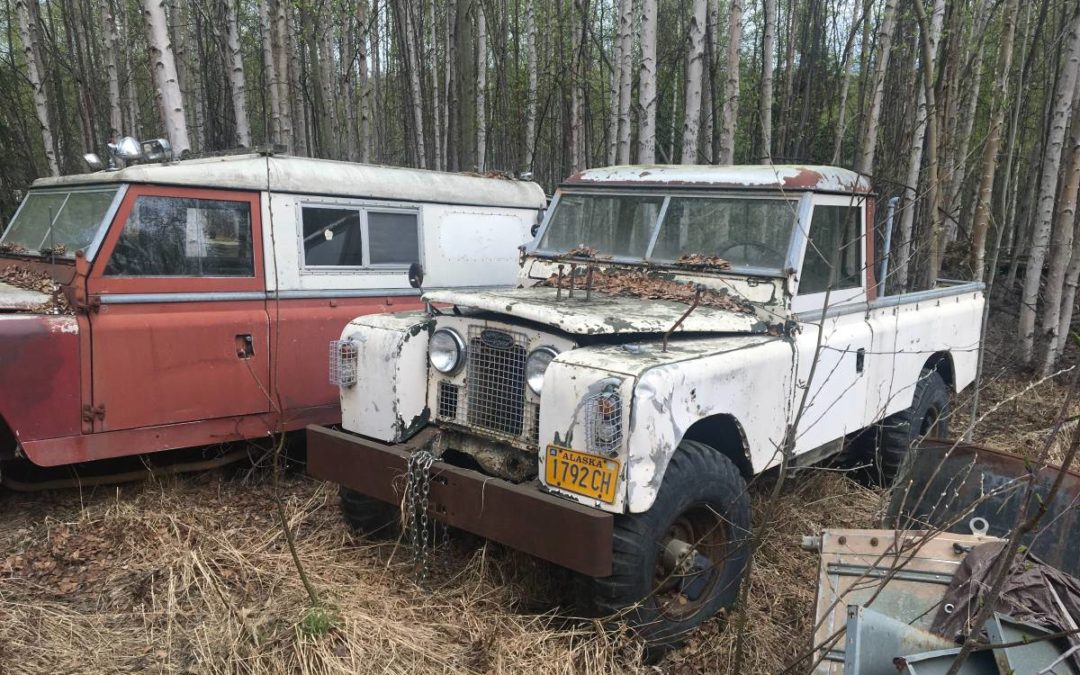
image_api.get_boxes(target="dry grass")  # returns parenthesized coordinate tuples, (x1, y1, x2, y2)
(0, 466, 881, 674)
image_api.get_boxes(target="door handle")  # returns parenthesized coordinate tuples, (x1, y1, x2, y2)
(235, 334, 255, 359)
(856, 348, 866, 373)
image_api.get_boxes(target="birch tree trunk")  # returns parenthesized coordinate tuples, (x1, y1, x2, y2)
(1045, 82, 1080, 371)
(1040, 24, 1080, 373)
(475, 3, 486, 171)
(524, 0, 538, 170)
(969, 0, 1018, 277)
(141, 0, 190, 156)
(371, 0, 383, 162)
(318, 23, 337, 157)
(224, 0, 251, 147)
(830, 7, 863, 165)
(855, 0, 898, 176)
(569, 0, 585, 173)
(911, 0, 941, 289)
(1020, 6, 1080, 365)
(718, 0, 742, 165)
(102, 0, 123, 142)
(893, 0, 944, 291)
(344, 7, 358, 161)
(759, 0, 775, 163)
(616, 0, 633, 164)
(427, 0, 442, 170)
(259, 0, 281, 144)
(637, 0, 658, 164)
(605, 7, 620, 166)
(15, 0, 58, 175)
(681, 0, 708, 164)
(354, 0, 372, 162)
(273, 0, 293, 152)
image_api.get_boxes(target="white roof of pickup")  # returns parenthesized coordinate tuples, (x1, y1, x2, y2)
(32, 154, 548, 209)
(564, 164, 872, 193)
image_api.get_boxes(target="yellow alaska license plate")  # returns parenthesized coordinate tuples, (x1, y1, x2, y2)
(545, 445, 621, 504)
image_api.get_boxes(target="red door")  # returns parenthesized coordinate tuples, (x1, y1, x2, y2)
(86, 186, 271, 432)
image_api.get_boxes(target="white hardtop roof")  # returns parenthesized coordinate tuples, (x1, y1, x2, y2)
(564, 164, 872, 194)
(32, 153, 548, 209)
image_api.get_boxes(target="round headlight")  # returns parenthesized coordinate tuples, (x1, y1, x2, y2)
(429, 329, 465, 373)
(526, 347, 559, 394)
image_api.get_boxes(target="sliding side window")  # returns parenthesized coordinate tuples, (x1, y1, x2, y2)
(301, 205, 420, 269)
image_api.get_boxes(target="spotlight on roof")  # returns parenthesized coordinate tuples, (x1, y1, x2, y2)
(83, 153, 104, 171)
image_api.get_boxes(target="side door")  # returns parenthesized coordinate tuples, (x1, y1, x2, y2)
(86, 185, 271, 432)
(790, 194, 874, 455)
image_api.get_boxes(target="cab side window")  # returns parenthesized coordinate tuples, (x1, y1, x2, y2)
(800, 205, 862, 294)
(105, 196, 254, 277)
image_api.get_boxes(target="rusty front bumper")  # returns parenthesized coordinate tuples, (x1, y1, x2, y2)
(306, 425, 614, 577)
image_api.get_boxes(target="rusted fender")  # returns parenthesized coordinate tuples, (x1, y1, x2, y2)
(0, 314, 82, 446)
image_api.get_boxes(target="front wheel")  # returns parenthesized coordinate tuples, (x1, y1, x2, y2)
(339, 486, 400, 539)
(588, 440, 752, 651)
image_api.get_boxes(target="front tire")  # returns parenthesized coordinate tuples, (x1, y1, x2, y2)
(589, 440, 752, 651)
(339, 486, 400, 539)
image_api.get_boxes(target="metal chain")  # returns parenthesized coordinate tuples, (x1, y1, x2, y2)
(405, 449, 436, 587)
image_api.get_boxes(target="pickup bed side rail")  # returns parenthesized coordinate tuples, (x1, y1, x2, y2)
(869, 281, 985, 311)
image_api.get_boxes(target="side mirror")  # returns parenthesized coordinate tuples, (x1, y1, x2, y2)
(408, 262, 425, 289)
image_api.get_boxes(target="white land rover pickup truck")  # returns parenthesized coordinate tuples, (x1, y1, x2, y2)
(307, 165, 984, 646)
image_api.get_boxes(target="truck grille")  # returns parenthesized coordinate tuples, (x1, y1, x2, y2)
(465, 327, 527, 437)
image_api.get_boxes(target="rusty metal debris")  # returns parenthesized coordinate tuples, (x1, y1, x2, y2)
(887, 441, 1080, 578)
(808, 528, 1001, 674)
(807, 527, 1080, 673)
(540, 267, 755, 314)
(0, 266, 73, 314)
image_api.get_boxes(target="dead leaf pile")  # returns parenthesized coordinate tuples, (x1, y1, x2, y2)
(565, 244, 602, 259)
(541, 267, 755, 314)
(674, 253, 732, 270)
(0, 265, 73, 314)
(0, 242, 27, 254)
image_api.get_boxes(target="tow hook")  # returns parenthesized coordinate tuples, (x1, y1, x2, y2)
(662, 538, 715, 602)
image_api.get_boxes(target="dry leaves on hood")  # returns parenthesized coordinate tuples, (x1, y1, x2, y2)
(0, 266, 74, 314)
(674, 254, 732, 271)
(540, 266, 755, 314)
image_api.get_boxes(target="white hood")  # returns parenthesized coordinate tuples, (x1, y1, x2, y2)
(424, 286, 775, 336)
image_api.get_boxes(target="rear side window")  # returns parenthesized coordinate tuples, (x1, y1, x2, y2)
(301, 205, 420, 268)
(302, 207, 363, 266)
(105, 195, 253, 277)
(800, 205, 862, 294)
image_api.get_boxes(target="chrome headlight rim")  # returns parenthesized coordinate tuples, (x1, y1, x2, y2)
(526, 346, 560, 394)
(429, 328, 466, 374)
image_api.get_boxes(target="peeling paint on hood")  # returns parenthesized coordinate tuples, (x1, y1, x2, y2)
(564, 164, 872, 194)
(0, 281, 51, 311)
(424, 286, 774, 335)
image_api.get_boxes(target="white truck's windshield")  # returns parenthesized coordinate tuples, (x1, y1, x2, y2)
(1, 187, 120, 257)
(538, 192, 799, 271)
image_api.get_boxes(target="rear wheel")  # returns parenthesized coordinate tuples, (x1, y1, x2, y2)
(874, 368, 950, 484)
(589, 440, 751, 651)
(339, 486, 400, 539)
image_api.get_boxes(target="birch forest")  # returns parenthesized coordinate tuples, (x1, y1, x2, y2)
(1, 0, 1080, 370)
